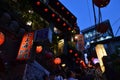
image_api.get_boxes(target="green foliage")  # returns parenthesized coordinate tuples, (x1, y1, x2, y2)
(1, 0, 48, 30)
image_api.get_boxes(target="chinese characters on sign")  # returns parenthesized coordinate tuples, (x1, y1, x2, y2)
(16, 32, 34, 60)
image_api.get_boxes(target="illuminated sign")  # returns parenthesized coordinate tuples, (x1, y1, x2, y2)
(16, 32, 34, 60)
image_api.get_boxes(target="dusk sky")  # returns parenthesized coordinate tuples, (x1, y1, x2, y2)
(59, 0, 120, 37)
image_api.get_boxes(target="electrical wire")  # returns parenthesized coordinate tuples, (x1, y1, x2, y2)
(115, 26, 120, 36)
(111, 17, 120, 26)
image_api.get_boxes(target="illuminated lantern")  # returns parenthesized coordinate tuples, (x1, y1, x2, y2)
(36, 1, 41, 6)
(44, 8, 48, 12)
(93, 0, 110, 8)
(68, 27, 71, 31)
(56, 2, 60, 5)
(63, 23, 66, 27)
(66, 11, 70, 14)
(52, 13, 55, 17)
(74, 53, 78, 57)
(0, 32, 5, 46)
(57, 18, 60, 22)
(69, 49, 73, 53)
(61, 7, 65, 10)
(54, 57, 61, 65)
(96, 22, 109, 33)
(36, 45, 43, 54)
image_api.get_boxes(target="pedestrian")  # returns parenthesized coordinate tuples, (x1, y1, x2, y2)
(94, 63, 104, 80)
(66, 70, 76, 80)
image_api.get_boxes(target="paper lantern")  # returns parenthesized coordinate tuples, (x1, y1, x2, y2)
(93, 0, 110, 8)
(0, 32, 5, 46)
(54, 57, 61, 65)
(96, 22, 109, 33)
(36, 45, 43, 54)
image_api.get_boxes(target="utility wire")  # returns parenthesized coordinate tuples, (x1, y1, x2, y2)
(112, 17, 120, 26)
(111, 17, 120, 36)
(115, 26, 120, 36)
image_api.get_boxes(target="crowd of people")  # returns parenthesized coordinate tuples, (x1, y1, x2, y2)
(42, 63, 106, 80)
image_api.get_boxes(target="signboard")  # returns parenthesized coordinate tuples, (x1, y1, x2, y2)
(76, 34, 85, 51)
(16, 32, 34, 60)
(35, 28, 49, 41)
(23, 60, 49, 80)
(34, 28, 52, 43)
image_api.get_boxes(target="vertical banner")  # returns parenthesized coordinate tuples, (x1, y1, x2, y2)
(95, 44, 107, 73)
(16, 32, 34, 60)
(75, 34, 85, 51)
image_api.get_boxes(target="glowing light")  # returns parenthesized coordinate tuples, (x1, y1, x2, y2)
(61, 64, 66, 67)
(36, 1, 41, 6)
(68, 27, 71, 31)
(26, 21, 32, 26)
(0, 32, 5, 46)
(57, 18, 60, 22)
(69, 49, 73, 53)
(63, 23, 66, 26)
(74, 53, 78, 57)
(56, 2, 60, 5)
(54, 57, 61, 65)
(36, 46, 43, 54)
(51, 13, 55, 17)
(61, 7, 64, 10)
(66, 11, 69, 14)
(95, 44, 107, 73)
(44, 8, 48, 12)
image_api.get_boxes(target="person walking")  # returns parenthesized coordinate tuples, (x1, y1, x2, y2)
(66, 70, 76, 80)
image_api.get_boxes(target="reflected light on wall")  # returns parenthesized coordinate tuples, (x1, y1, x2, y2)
(95, 44, 107, 73)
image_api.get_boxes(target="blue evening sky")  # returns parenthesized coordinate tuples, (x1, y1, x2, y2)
(59, 0, 120, 37)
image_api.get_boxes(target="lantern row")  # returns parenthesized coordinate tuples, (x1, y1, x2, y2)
(29, 0, 74, 32)
(48, 0, 77, 27)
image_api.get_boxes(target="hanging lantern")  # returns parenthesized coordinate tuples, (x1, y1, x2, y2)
(69, 49, 73, 53)
(96, 22, 109, 33)
(0, 32, 5, 46)
(36, 45, 43, 54)
(54, 57, 61, 65)
(93, 0, 110, 8)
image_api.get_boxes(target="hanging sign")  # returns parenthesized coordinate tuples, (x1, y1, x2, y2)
(16, 32, 34, 60)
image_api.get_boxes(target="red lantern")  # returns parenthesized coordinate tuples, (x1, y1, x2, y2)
(36, 45, 43, 54)
(69, 49, 73, 53)
(74, 53, 78, 57)
(36, 1, 41, 6)
(54, 57, 61, 65)
(0, 32, 5, 46)
(96, 22, 109, 33)
(93, 0, 110, 8)
(44, 8, 48, 12)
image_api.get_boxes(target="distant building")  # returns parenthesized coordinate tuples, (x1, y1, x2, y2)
(81, 19, 114, 50)
(81, 19, 114, 63)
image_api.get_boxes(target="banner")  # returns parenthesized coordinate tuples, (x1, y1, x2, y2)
(16, 32, 34, 60)
(23, 60, 50, 80)
(75, 34, 85, 51)
(35, 28, 49, 41)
